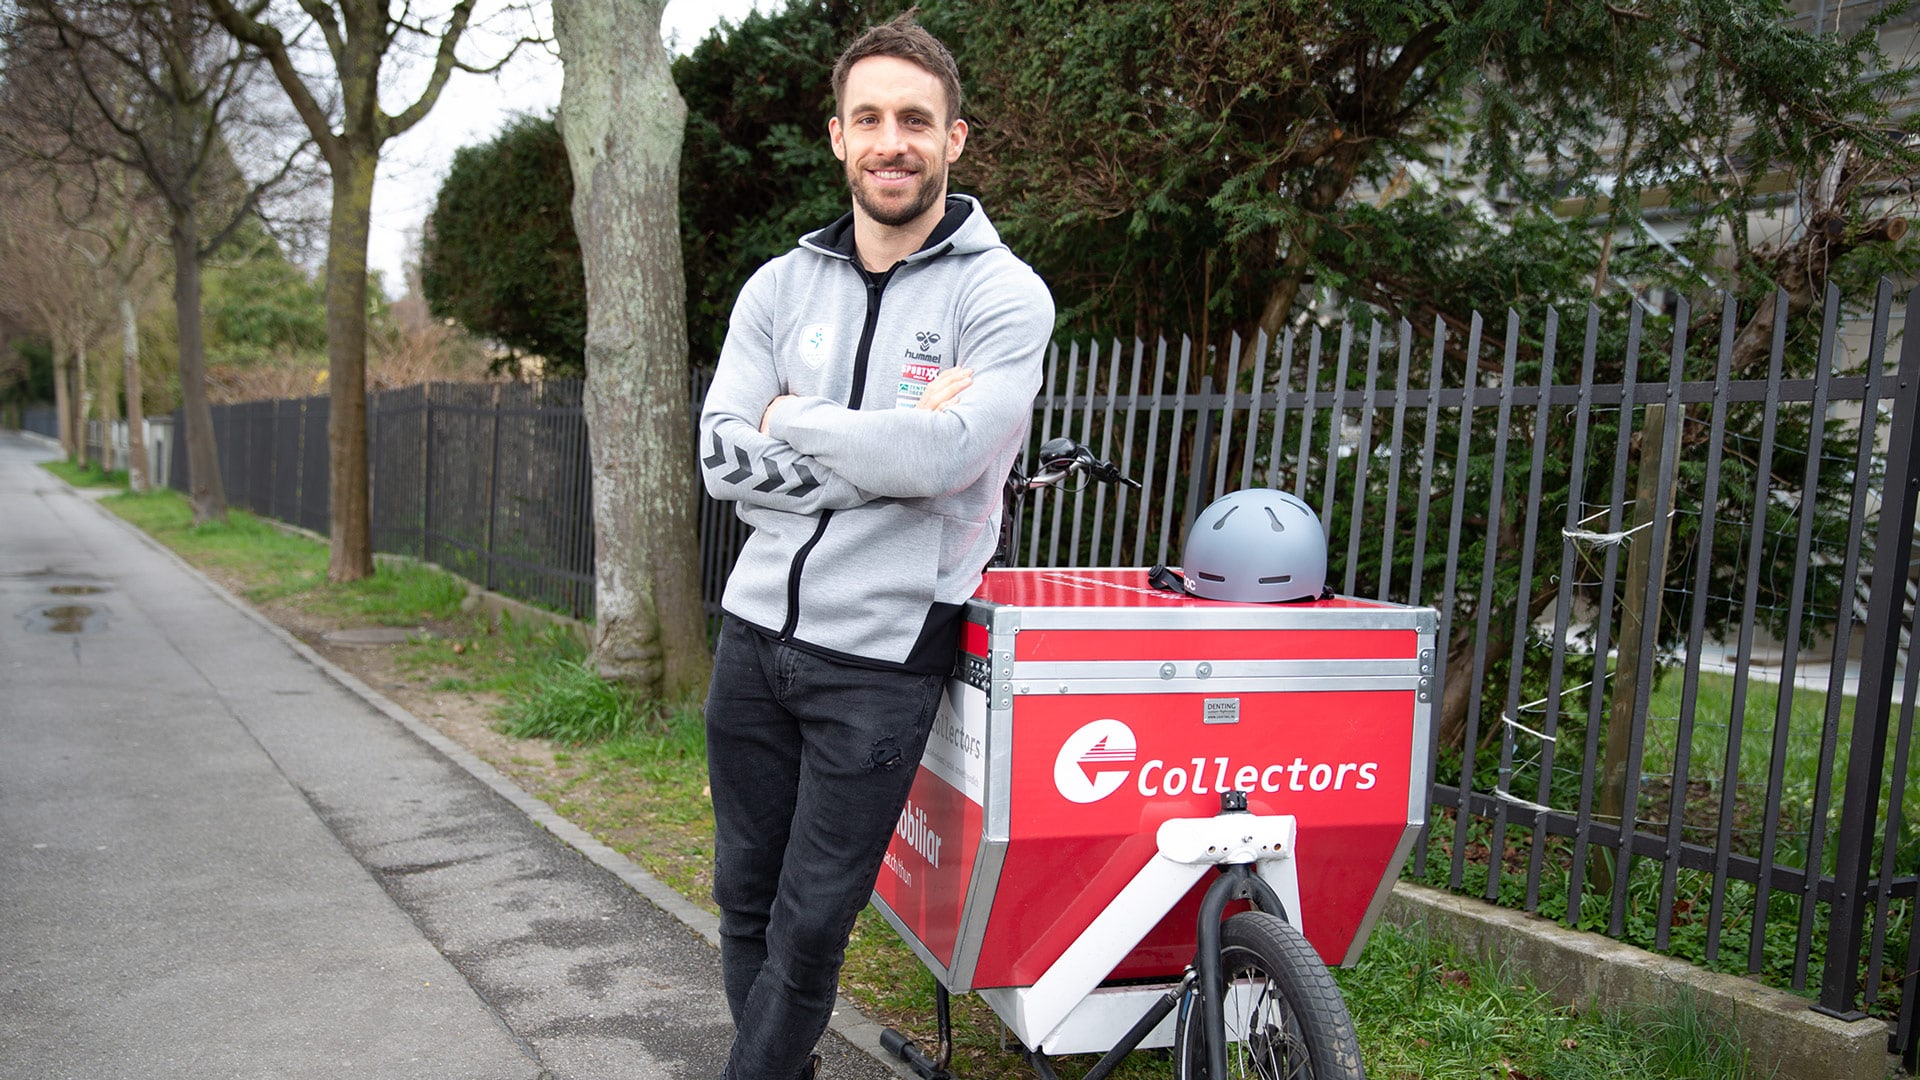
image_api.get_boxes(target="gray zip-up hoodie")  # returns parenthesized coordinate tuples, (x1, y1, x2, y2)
(699, 195, 1053, 672)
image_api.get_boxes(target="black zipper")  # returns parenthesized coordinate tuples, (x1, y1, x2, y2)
(780, 268, 890, 640)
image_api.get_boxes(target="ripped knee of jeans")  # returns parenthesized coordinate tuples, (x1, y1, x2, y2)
(863, 735, 903, 771)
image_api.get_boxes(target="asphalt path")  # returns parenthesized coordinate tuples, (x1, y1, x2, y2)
(0, 431, 906, 1080)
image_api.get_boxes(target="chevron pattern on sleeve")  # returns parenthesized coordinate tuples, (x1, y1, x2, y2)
(704, 432, 828, 500)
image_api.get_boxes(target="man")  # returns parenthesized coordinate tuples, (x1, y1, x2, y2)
(697, 13, 1053, 1080)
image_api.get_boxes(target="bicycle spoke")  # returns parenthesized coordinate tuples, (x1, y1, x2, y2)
(1228, 970, 1313, 1080)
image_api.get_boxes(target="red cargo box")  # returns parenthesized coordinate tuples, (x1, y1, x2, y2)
(871, 568, 1436, 1055)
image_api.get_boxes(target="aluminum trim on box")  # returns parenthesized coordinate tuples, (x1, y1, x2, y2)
(1407, 678, 1436, 833)
(1344, 821, 1422, 968)
(1012, 606, 1439, 633)
(1344, 628, 1438, 967)
(1012, 658, 1430, 682)
(986, 643, 1016, 841)
(946, 836, 1007, 991)
(1010, 674, 1431, 696)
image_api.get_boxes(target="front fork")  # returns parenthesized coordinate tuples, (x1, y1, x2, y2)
(1192, 858, 1289, 1080)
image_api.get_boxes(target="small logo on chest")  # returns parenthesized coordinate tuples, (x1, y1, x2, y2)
(798, 323, 833, 368)
(905, 329, 943, 363)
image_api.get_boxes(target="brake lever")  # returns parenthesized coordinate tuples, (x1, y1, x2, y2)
(1090, 458, 1142, 490)
(1031, 437, 1139, 489)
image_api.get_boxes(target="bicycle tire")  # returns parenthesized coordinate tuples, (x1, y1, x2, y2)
(1172, 911, 1365, 1080)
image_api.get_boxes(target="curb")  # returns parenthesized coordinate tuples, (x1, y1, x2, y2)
(61, 478, 919, 1080)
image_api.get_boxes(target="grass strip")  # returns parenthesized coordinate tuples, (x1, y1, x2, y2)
(42, 459, 129, 488)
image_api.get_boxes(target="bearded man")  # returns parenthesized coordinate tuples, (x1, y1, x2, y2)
(696, 12, 1053, 1080)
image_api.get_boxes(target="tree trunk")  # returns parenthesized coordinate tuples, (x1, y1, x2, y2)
(1437, 576, 1564, 752)
(51, 332, 73, 461)
(172, 210, 226, 524)
(97, 333, 118, 474)
(74, 338, 91, 470)
(1724, 212, 1906, 376)
(556, 0, 713, 702)
(1590, 409, 1678, 894)
(324, 152, 376, 582)
(121, 284, 149, 493)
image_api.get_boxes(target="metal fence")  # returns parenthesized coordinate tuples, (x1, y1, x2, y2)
(22, 404, 56, 440)
(82, 417, 172, 484)
(175, 381, 596, 618)
(1003, 284, 1917, 1065)
(15, 408, 173, 485)
(163, 285, 1918, 1064)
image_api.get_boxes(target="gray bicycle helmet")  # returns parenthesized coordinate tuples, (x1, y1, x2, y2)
(1168, 488, 1328, 602)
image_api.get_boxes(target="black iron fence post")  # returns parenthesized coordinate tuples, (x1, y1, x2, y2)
(1817, 286, 1920, 1022)
(423, 388, 436, 566)
(1185, 375, 1217, 545)
(483, 384, 501, 593)
(368, 390, 381, 551)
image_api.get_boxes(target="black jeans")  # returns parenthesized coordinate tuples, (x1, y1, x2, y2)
(705, 617, 945, 1080)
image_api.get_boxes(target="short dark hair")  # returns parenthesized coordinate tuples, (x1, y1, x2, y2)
(831, 12, 963, 125)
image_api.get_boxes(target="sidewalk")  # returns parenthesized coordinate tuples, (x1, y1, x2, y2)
(0, 432, 903, 1080)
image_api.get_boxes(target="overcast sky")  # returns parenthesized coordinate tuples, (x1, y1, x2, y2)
(366, 0, 777, 297)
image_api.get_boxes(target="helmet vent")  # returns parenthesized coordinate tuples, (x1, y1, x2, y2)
(1264, 508, 1285, 531)
(1196, 572, 1227, 582)
(1211, 506, 1238, 530)
(1258, 574, 1293, 584)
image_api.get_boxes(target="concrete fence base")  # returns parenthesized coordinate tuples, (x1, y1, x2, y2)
(1383, 882, 1897, 1080)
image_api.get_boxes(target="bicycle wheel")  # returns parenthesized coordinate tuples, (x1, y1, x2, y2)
(1172, 911, 1364, 1080)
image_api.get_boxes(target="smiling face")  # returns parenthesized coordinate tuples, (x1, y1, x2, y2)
(829, 55, 968, 233)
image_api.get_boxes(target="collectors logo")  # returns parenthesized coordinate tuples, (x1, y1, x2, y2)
(1050, 718, 1386, 805)
(1053, 719, 1137, 804)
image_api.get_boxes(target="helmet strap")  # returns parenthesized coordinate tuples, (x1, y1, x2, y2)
(1147, 564, 1192, 595)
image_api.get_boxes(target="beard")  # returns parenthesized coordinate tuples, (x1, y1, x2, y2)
(846, 153, 947, 228)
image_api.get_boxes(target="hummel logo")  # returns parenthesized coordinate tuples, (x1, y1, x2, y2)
(915, 330, 942, 350)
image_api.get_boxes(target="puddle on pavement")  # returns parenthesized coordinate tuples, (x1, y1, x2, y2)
(43, 605, 92, 632)
(22, 602, 108, 634)
(48, 584, 104, 596)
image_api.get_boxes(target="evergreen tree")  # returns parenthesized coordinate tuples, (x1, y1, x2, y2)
(420, 115, 586, 376)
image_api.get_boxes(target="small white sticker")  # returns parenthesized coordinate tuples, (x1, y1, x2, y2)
(798, 323, 833, 369)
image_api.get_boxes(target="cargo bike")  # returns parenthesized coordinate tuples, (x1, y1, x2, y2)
(872, 440, 1437, 1080)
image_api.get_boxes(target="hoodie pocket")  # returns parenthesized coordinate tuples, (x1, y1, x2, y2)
(796, 507, 941, 655)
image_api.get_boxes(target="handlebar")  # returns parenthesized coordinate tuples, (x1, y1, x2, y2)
(994, 437, 1137, 568)
(1017, 437, 1140, 494)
